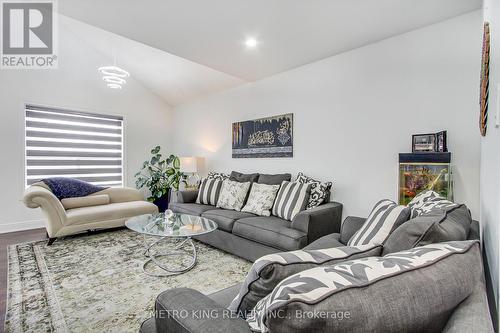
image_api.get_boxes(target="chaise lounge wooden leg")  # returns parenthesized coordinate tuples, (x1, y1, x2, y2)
(47, 237, 56, 245)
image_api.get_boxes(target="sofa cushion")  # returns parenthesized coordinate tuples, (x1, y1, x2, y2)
(295, 172, 332, 209)
(66, 201, 157, 226)
(233, 216, 307, 251)
(247, 240, 480, 333)
(230, 171, 260, 183)
(61, 194, 110, 210)
(257, 173, 291, 185)
(347, 199, 410, 246)
(229, 244, 382, 316)
(202, 209, 256, 232)
(170, 202, 218, 216)
(196, 178, 224, 206)
(241, 183, 280, 216)
(271, 181, 311, 221)
(382, 204, 472, 255)
(303, 233, 344, 250)
(217, 180, 251, 211)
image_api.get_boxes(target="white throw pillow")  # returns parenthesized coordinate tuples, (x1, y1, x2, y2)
(241, 183, 280, 216)
(216, 180, 251, 211)
(407, 190, 456, 218)
(61, 194, 110, 210)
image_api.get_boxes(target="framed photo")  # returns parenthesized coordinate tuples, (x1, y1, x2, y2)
(412, 133, 436, 153)
(436, 130, 448, 152)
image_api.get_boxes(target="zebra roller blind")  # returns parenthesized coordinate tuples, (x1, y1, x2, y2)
(25, 104, 124, 187)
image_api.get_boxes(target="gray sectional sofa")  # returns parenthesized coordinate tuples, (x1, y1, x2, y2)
(141, 202, 493, 333)
(169, 190, 342, 262)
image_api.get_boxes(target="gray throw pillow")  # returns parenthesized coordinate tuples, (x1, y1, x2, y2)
(247, 240, 481, 333)
(228, 244, 382, 317)
(230, 171, 260, 183)
(382, 204, 472, 255)
(257, 173, 291, 185)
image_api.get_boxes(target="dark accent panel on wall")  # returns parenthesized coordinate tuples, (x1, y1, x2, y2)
(232, 113, 293, 158)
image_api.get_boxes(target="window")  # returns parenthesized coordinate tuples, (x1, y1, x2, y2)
(25, 104, 124, 187)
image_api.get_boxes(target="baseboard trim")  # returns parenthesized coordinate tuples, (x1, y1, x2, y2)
(0, 219, 45, 234)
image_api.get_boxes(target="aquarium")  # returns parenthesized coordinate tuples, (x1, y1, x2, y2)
(398, 153, 453, 205)
(399, 163, 452, 205)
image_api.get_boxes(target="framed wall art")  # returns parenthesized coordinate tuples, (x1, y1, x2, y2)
(480, 22, 490, 137)
(232, 113, 293, 158)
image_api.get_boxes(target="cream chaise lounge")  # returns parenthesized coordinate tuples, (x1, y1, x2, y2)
(23, 183, 158, 244)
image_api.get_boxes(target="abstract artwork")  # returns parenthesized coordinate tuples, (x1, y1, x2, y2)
(232, 113, 293, 158)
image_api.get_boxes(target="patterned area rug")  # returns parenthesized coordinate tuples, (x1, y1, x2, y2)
(5, 229, 251, 332)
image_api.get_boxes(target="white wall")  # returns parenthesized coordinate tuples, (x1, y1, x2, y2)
(482, 0, 500, 316)
(0, 16, 174, 233)
(172, 11, 482, 220)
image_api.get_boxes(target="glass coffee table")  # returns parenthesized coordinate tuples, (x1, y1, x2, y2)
(126, 213, 218, 277)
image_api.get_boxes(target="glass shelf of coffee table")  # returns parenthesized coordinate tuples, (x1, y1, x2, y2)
(126, 213, 218, 276)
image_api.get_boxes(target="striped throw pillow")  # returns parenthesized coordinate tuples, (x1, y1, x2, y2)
(348, 199, 410, 246)
(271, 181, 311, 221)
(196, 178, 223, 206)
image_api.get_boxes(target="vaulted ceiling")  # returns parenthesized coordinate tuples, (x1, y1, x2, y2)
(58, 0, 482, 105)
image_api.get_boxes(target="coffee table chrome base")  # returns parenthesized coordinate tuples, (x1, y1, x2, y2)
(142, 235, 197, 277)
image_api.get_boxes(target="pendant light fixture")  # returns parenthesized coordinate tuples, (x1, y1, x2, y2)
(98, 56, 130, 89)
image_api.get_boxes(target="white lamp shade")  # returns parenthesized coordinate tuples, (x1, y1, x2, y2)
(180, 157, 202, 173)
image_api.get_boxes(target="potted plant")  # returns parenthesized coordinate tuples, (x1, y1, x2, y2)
(135, 146, 184, 212)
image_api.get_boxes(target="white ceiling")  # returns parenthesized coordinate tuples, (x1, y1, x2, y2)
(58, 0, 482, 82)
(60, 15, 244, 106)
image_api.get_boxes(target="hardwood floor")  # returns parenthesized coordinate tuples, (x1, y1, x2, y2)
(0, 228, 47, 333)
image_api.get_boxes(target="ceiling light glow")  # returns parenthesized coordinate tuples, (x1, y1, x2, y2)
(245, 38, 258, 48)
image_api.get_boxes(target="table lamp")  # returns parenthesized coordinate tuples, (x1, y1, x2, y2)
(180, 157, 203, 189)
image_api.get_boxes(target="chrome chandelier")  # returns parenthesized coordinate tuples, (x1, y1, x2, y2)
(98, 65, 130, 89)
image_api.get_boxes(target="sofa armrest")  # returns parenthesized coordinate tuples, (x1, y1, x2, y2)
(154, 288, 251, 333)
(23, 185, 67, 237)
(95, 187, 144, 203)
(171, 190, 198, 204)
(442, 280, 494, 333)
(291, 202, 343, 244)
(339, 216, 366, 244)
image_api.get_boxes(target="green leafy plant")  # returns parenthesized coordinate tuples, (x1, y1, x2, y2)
(135, 146, 185, 202)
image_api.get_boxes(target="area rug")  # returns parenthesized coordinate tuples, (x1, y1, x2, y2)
(5, 229, 252, 333)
